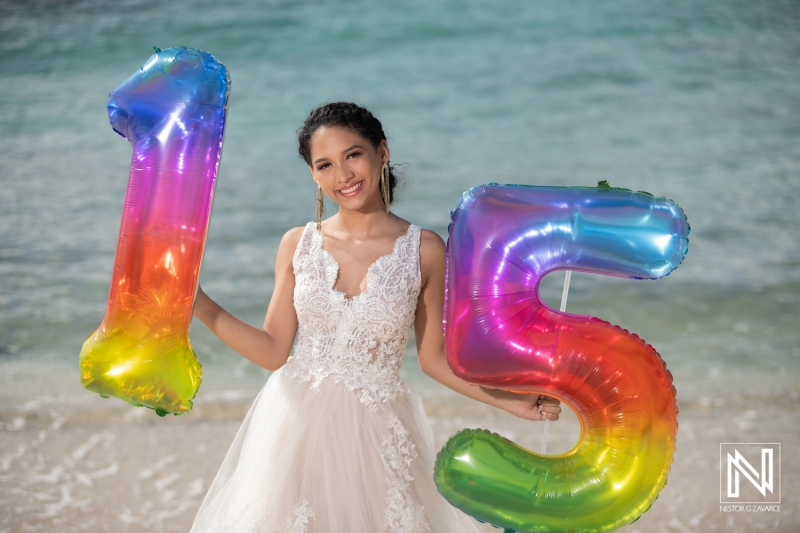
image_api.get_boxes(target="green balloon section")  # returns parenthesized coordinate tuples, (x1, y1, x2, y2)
(434, 427, 667, 533)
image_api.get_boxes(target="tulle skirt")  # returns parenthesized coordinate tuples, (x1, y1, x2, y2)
(189, 366, 480, 533)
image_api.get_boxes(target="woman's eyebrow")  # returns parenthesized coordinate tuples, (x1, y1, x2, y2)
(313, 144, 363, 165)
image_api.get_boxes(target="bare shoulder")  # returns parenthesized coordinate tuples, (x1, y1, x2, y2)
(419, 228, 446, 257)
(275, 225, 307, 267)
(280, 225, 306, 248)
(417, 228, 446, 286)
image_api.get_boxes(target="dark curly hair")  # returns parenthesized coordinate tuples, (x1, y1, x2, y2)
(298, 102, 399, 205)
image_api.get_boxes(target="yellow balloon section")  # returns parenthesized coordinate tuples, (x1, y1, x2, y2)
(80, 47, 230, 416)
(435, 184, 690, 532)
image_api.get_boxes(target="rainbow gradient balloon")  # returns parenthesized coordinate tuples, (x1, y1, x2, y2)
(434, 183, 690, 532)
(79, 47, 230, 416)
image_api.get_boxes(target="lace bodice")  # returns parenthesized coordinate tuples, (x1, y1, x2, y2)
(283, 221, 423, 408)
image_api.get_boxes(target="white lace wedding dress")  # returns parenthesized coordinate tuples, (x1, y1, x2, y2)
(189, 222, 480, 533)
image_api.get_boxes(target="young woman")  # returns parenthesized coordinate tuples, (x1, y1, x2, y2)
(189, 102, 561, 533)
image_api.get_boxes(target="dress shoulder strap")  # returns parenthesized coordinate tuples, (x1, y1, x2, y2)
(292, 222, 318, 263)
(409, 224, 422, 251)
(393, 224, 422, 282)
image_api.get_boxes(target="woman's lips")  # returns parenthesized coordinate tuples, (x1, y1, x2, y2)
(337, 180, 363, 197)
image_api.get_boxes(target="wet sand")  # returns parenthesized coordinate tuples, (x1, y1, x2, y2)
(1, 371, 797, 533)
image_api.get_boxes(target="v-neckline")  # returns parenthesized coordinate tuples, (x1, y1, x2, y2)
(316, 223, 414, 302)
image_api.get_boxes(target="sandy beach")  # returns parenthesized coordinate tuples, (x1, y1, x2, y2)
(2, 361, 796, 533)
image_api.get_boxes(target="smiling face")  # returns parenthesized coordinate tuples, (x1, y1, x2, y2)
(309, 126, 389, 214)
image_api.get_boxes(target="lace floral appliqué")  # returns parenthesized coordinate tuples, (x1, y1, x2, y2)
(280, 499, 315, 533)
(381, 414, 430, 533)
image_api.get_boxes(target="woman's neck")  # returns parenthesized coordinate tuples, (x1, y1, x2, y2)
(324, 208, 398, 240)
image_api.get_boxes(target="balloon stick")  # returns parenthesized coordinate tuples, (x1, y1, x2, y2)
(541, 270, 571, 455)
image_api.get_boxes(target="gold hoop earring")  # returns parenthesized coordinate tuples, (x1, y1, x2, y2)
(381, 163, 390, 213)
(316, 184, 324, 231)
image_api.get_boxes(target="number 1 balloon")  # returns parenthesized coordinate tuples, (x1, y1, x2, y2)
(434, 183, 690, 532)
(79, 47, 230, 416)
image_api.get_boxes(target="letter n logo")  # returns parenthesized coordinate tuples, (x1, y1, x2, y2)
(727, 448, 772, 497)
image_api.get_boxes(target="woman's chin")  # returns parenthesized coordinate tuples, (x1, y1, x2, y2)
(336, 198, 383, 214)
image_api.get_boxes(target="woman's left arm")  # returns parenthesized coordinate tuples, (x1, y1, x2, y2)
(414, 229, 561, 421)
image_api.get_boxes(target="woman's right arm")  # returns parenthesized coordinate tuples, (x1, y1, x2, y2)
(192, 227, 303, 371)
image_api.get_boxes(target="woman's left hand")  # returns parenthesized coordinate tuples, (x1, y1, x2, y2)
(499, 392, 562, 421)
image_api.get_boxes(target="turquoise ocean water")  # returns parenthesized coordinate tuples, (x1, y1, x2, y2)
(1, 0, 798, 404)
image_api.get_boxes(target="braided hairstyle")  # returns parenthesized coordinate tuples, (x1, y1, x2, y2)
(298, 102, 399, 206)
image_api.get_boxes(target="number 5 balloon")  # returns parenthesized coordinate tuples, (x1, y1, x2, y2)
(435, 183, 690, 532)
(79, 47, 230, 416)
